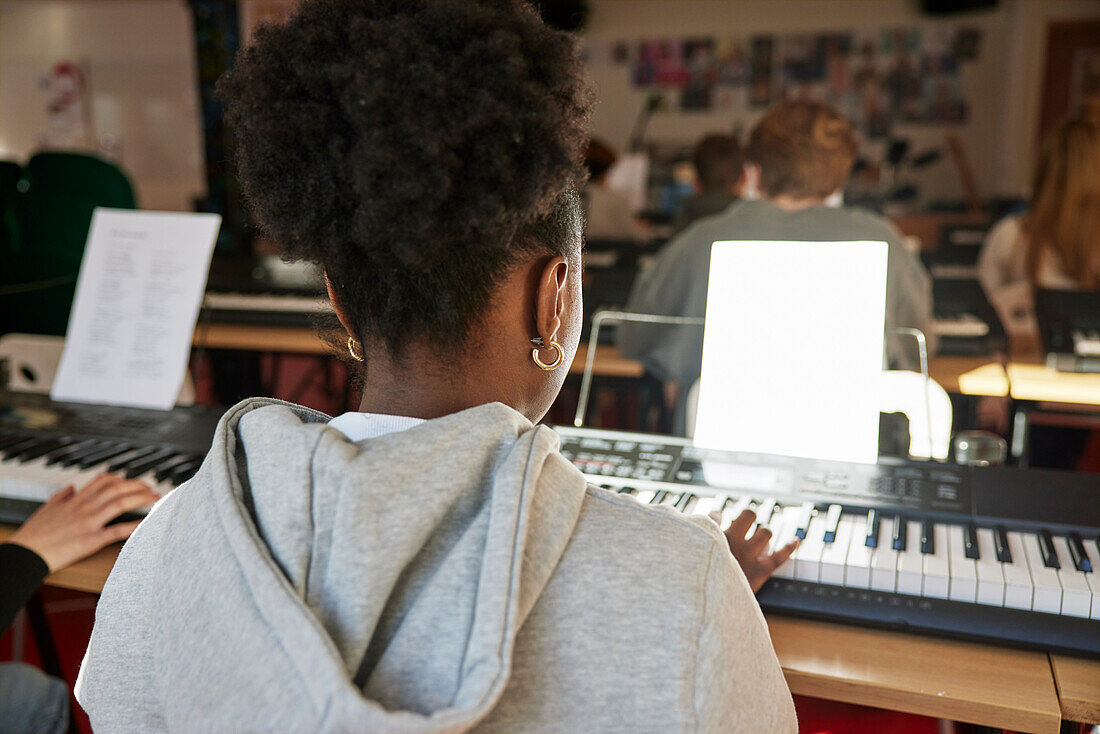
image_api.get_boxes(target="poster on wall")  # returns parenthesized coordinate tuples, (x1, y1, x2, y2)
(590, 23, 981, 137)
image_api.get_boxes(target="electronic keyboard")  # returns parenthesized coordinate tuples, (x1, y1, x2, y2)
(0, 392, 225, 524)
(1036, 288, 1100, 374)
(932, 278, 1007, 356)
(200, 254, 331, 329)
(554, 425, 1100, 658)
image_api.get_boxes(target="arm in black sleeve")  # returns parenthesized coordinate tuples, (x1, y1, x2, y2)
(0, 543, 49, 632)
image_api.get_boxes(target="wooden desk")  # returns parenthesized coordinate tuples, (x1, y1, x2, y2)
(769, 616, 1062, 733)
(192, 323, 643, 378)
(0, 525, 119, 595)
(1051, 655, 1100, 725)
(5, 520, 1089, 731)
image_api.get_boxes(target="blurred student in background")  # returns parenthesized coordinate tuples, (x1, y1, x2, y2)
(977, 118, 1100, 341)
(619, 100, 934, 405)
(672, 133, 745, 235)
(582, 138, 649, 241)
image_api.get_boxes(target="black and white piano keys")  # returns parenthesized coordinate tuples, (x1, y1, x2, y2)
(611, 487, 1100, 622)
(0, 429, 204, 521)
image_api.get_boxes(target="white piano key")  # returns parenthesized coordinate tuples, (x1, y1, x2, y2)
(921, 523, 950, 599)
(793, 516, 827, 583)
(722, 496, 752, 532)
(750, 498, 777, 535)
(691, 494, 724, 518)
(870, 516, 899, 593)
(895, 520, 924, 596)
(947, 525, 978, 603)
(1021, 533, 1062, 614)
(819, 514, 852, 586)
(974, 528, 1006, 606)
(1052, 536, 1092, 618)
(844, 515, 872, 589)
(1002, 531, 1034, 611)
(1081, 538, 1100, 620)
(771, 506, 801, 579)
(633, 489, 657, 505)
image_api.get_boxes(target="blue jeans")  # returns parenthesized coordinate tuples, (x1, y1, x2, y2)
(0, 663, 69, 734)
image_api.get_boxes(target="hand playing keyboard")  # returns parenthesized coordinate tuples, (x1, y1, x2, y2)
(720, 508, 800, 593)
(6, 474, 160, 572)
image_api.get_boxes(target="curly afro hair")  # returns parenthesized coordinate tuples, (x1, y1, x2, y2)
(218, 0, 592, 355)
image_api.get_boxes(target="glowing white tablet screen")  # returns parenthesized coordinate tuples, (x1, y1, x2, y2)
(693, 240, 888, 464)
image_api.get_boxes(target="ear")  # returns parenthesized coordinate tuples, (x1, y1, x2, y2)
(534, 256, 570, 343)
(324, 272, 356, 337)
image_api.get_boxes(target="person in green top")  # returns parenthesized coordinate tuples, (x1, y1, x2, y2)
(619, 100, 934, 412)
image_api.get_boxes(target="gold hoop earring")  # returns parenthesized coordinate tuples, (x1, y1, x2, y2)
(347, 336, 364, 362)
(531, 340, 564, 371)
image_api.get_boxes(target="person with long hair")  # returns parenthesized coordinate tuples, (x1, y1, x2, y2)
(978, 118, 1100, 336)
(75, 2, 797, 731)
(620, 100, 933, 401)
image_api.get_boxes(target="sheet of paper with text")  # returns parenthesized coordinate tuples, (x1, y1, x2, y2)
(693, 240, 888, 465)
(51, 208, 221, 410)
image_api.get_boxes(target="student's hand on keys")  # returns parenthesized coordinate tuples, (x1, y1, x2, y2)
(716, 509, 800, 593)
(7, 474, 159, 572)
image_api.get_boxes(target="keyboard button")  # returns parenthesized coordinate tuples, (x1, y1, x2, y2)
(975, 528, 1006, 606)
(1002, 531, 1034, 611)
(1052, 536, 1092, 618)
(819, 514, 852, 585)
(1080, 539, 1100, 620)
(920, 520, 935, 554)
(1067, 533, 1092, 573)
(1038, 530, 1060, 569)
(870, 516, 899, 593)
(844, 515, 873, 589)
(896, 520, 924, 595)
(947, 525, 977, 603)
(922, 523, 950, 599)
(793, 516, 826, 583)
(994, 526, 1012, 563)
(964, 523, 980, 560)
(864, 509, 881, 548)
(892, 516, 908, 551)
(822, 504, 842, 543)
(1022, 533, 1062, 614)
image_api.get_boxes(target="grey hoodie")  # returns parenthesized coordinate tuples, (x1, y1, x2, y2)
(76, 398, 795, 733)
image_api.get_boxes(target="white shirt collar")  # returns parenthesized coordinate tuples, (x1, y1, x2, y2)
(327, 411, 425, 442)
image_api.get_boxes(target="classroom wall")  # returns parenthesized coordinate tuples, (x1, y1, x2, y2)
(0, 0, 1094, 211)
(583, 0, 1100, 203)
(0, 0, 205, 212)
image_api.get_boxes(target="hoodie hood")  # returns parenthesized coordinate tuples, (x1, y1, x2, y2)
(158, 398, 586, 732)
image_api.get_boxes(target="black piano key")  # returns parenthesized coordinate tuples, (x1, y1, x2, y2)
(123, 449, 178, 479)
(865, 509, 881, 548)
(8, 437, 65, 462)
(73, 443, 134, 470)
(106, 446, 161, 473)
(616, 486, 634, 494)
(964, 524, 980, 559)
(43, 438, 95, 464)
(155, 455, 198, 482)
(168, 460, 202, 485)
(651, 490, 669, 505)
(2, 436, 40, 459)
(822, 504, 842, 543)
(0, 433, 31, 451)
(794, 503, 814, 540)
(920, 520, 935, 554)
(994, 526, 1012, 563)
(1067, 533, 1091, 573)
(1038, 530, 1059, 569)
(675, 493, 696, 512)
(51, 439, 109, 466)
(892, 516, 907, 551)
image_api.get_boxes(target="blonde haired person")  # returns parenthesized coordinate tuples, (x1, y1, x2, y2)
(977, 118, 1100, 339)
(620, 100, 934, 398)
